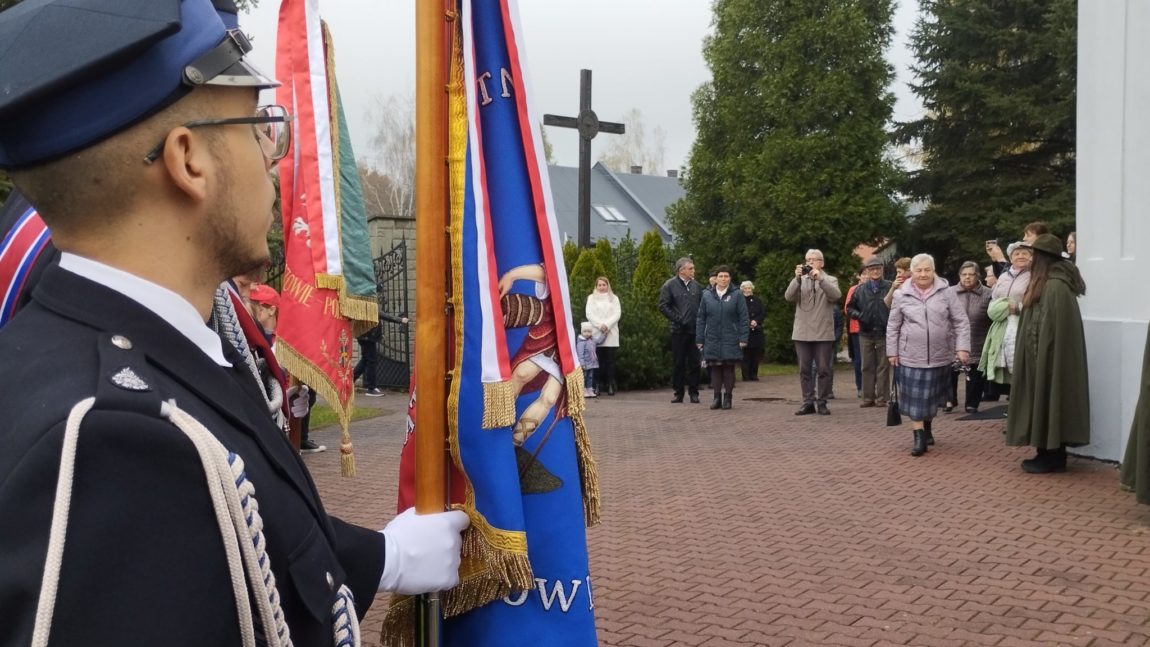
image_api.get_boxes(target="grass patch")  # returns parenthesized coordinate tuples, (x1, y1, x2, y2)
(308, 404, 387, 430)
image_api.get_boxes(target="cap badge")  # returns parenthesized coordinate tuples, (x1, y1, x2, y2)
(110, 335, 133, 350)
(111, 367, 151, 392)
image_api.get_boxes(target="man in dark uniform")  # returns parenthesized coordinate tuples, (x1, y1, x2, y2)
(0, 1, 468, 644)
(658, 257, 703, 403)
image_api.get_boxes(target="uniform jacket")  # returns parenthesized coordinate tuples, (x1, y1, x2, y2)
(886, 276, 971, 368)
(948, 283, 992, 364)
(658, 275, 702, 334)
(0, 266, 385, 646)
(784, 274, 841, 342)
(585, 292, 621, 347)
(1005, 265, 1091, 449)
(847, 279, 892, 336)
(696, 286, 749, 362)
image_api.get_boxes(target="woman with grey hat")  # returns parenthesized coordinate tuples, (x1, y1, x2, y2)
(1005, 234, 1090, 473)
(887, 254, 971, 457)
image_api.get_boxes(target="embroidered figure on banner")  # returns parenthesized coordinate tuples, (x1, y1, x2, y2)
(498, 263, 565, 494)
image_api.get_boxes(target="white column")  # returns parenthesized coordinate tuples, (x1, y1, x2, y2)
(1077, 0, 1150, 461)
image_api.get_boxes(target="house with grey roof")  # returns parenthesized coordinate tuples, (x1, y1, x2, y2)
(546, 162, 682, 245)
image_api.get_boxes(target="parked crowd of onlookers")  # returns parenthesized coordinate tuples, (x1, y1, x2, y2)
(631, 222, 1089, 474)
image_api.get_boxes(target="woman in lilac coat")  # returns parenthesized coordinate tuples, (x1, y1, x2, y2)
(887, 254, 972, 457)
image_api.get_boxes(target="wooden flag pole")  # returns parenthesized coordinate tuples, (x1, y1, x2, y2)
(414, 0, 452, 644)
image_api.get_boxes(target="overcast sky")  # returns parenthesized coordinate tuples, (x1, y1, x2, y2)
(242, 1, 923, 174)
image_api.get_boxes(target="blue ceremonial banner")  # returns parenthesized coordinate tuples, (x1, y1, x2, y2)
(387, 1, 600, 645)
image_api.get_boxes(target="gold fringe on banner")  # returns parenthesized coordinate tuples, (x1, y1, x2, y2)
(482, 381, 518, 429)
(380, 596, 416, 647)
(275, 340, 356, 476)
(565, 367, 601, 526)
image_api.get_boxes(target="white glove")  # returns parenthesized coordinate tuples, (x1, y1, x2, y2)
(378, 508, 470, 594)
(287, 385, 310, 418)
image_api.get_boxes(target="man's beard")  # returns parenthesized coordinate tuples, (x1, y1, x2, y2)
(203, 163, 271, 281)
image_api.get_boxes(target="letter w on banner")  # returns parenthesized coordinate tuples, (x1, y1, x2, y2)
(275, 0, 378, 475)
(386, 1, 600, 644)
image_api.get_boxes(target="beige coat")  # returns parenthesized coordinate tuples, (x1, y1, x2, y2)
(784, 274, 841, 342)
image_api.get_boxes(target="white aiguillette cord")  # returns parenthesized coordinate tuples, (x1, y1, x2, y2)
(32, 398, 362, 647)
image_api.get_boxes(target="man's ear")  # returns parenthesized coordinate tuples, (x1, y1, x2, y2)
(161, 127, 212, 203)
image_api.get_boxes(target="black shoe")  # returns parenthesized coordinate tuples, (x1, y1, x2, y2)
(300, 439, 327, 454)
(722, 393, 732, 410)
(689, 394, 700, 404)
(795, 403, 816, 416)
(965, 406, 977, 414)
(816, 403, 830, 416)
(1022, 447, 1067, 474)
(710, 397, 722, 410)
(923, 419, 934, 446)
(911, 429, 927, 457)
(671, 395, 684, 403)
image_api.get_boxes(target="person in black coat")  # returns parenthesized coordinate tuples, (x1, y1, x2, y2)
(740, 280, 766, 381)
(658, 257, 704, 403)
(696, 266, 749, 409)
(0, 3, 467, 643)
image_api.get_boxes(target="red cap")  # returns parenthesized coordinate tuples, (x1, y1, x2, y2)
(250, 284, 279, 307)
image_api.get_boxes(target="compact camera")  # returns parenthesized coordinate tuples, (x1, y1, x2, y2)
(801, 264, 813, 275)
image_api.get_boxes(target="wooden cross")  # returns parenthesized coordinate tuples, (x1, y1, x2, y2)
(543, 69, 625, 248)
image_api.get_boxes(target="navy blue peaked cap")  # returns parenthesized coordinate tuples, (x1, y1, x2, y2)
(0, 0, 276, 169)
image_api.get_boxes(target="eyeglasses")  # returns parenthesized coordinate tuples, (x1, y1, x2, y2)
(143, 105, 292, 164)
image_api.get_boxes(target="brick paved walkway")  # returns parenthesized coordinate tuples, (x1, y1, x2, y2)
(307, 371, 1150, 646)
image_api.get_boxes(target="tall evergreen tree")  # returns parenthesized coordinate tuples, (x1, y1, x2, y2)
(592, 238, 618, 288)
(616, 231, 672, 388)
(898, 0, 1076, 272)
(670, 0, 903, 361)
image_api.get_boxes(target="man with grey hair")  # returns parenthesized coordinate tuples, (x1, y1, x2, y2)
(785, 249, 842, 415)
(659, 257, 703, 402)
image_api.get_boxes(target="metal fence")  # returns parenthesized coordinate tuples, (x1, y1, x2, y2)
(372, 239, 411, 389)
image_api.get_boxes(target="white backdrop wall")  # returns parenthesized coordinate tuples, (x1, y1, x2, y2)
(1077, 1, 1150, 461)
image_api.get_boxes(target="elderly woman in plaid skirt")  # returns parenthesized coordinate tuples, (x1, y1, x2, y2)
(887, 254, 972, 456)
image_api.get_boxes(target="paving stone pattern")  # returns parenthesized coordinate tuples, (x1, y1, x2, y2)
(308, 372, 1150, 646)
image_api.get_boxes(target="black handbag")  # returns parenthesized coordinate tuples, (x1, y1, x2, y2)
(886, 369, 902, 426)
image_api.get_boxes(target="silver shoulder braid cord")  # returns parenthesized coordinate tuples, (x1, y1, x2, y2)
(32, 397, 362, 647)
(210, 284, 286, 429)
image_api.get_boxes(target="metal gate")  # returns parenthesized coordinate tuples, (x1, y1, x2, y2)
(373, 239, 411, 389)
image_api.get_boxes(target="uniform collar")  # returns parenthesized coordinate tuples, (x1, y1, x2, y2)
(58, 253, 231, 367)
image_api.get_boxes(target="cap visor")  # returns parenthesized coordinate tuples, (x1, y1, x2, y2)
(206, 58, 279, 89)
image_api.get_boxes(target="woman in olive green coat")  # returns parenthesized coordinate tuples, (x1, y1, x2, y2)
(1120, 320, 1150, 504)
(1005, 234, 1090, 473)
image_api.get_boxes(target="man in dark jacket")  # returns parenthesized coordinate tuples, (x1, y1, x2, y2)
(847, 256, 892, 407)
(658, 257, 703, 403)
(0, 2, 467, 643)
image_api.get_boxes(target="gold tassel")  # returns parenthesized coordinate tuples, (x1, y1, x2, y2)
(275, 341, 356, 477)
(482, 381, 518, 429)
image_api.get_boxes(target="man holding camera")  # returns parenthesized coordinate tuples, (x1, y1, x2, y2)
(785, 249, 842, 415)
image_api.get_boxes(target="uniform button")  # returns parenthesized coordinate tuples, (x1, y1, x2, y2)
(110, 335, 133, 350)
(325, 572, 334, 590)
